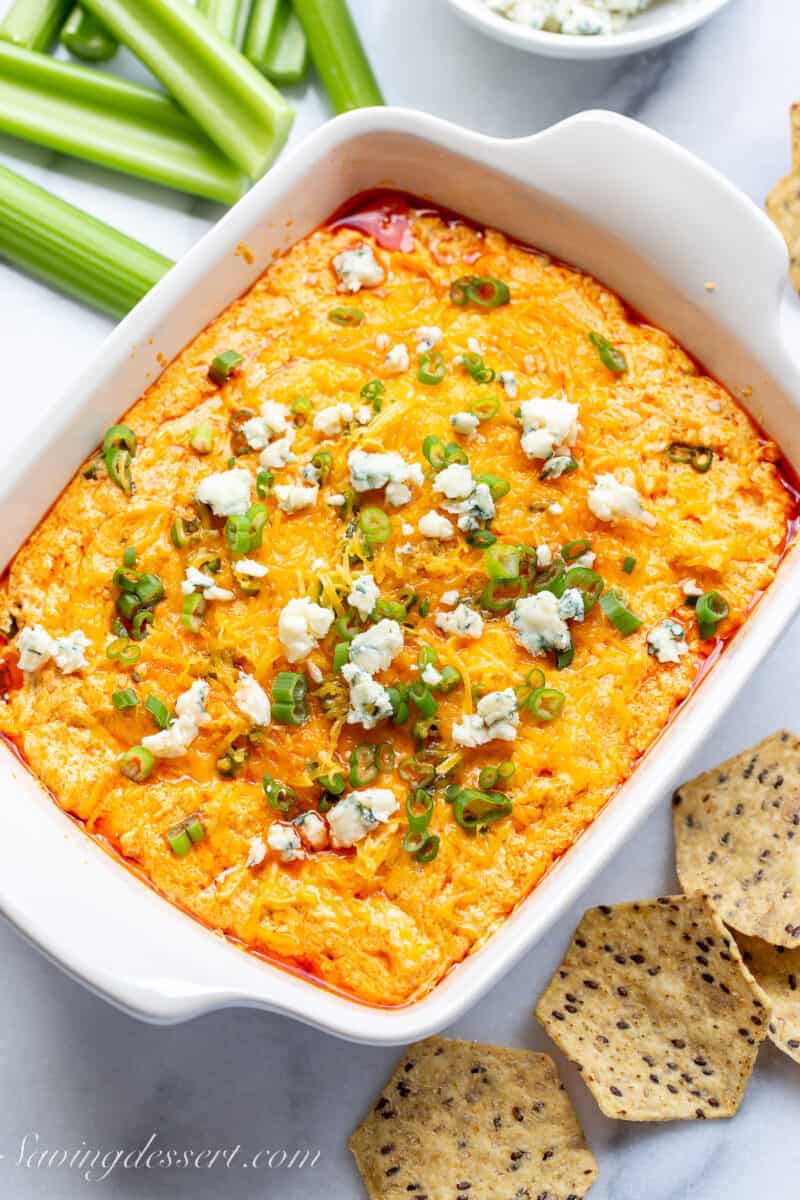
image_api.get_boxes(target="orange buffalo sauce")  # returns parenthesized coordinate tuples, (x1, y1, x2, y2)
(0, 194, 795, 1007)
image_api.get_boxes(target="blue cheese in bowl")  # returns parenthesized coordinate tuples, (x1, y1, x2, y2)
(485, 0, 653, 35)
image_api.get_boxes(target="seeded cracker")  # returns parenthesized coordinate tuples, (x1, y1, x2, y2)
(348, 1036, 597, 1200)
(735, 932, 800, 1065)
(673, 730, 800, 947)
(767, 103, 800, 290)
(535, 895, 770, 1121)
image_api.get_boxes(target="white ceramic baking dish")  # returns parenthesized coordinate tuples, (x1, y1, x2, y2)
(2, 108, 799, 1045)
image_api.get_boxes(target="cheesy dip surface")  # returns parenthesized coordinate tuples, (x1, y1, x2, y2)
(0, 196, 793, 1007)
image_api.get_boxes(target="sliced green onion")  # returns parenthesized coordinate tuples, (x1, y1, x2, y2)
(349, 743, 378, 787)
(376, 742, 395, 773)
(599, 589, 642, 636)
(444, 443, 470, 466)
(361, 379, 385, 411)
(387, 685, 409, 726)
(374, 599, 406, 621)
(80, 0, 294, 178)
(408, 681, 437, 719)
(209, 349, 243, 385)
(473, 472, 510, 501)
(256, 469, 274, 498)
(170, 516, 199, 548)
(564, 566, 604, 613)
(332, 641, 350, 672)
(329, 305, 364, 326)
(145, 694, 170, 730)
(112, 566, 140, 592)
(498, 760, 516, 780)
(116, 591, 140, 621)
(462, 352, 495, 383)
(359, 506, 391, 546)
(61, 6, 118, 61)
(469, 277, 510, 307)
(135, 573, 164, 607)
(417, 350, 446, 386)
(181, 592, 206, 632)
(449, 275, 476, 306)
(532, 560, 566, 597)
(244, 0, 308, 85)
(418, 597, 430, 617)
(470, 395, 499, 421)
(555, 642, 574, 671)
(478, 765, 499, 790)
(561, 538, 590, 563)
(166, 826, 192, 857)
(436, 665, 461, 693)
(316, 770, 345, 796)
(0, 42, 248, 205)
(290, 0, 383, 114)
(0, 163, 171, 319)
(467, 529, 496, 549)
(311, 449, 333, 483)
(112, 687, 138, 711)
(122, 546, 137, 568)
(406, 788, 434, 835)
(485, 543, 521, 583)
(292, 395, 312, 419)
(589, 331, 627, 373)
(450, 786, 512, 831)
(696, 591, 728, 640)
(667, 441, 713, 474)
(416, 833, 440, 862)
(0, 0, 71, 51)
(335, 614, 360, 642)
(480, 580, 522, 613)
(622, 555, 636, 575)
(185, 814, 206, 844)
(119, 744, 154, 782)
(263, 773, 297, 813)
(103, 425, 136, 456)
(131, 609, 153, 640)
(398, 756, 435, 787)
(422, 435, 447, 470)
(417, 644, 438, 669)
(105, 446, 132, 494)
(272, 671, 308, 725)
(246, 502, 269, 550)
(528, 686, 565, 721)
(541, 455, 578, 480)
(225, 514, 252, 555)
(106, 636, 141, 665)
(190, 422, 214, 454)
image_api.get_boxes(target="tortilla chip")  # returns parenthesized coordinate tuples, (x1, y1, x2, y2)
(535, 894, 770, 1121)
(767, 105, 800, 290)
(673, 730, 800, 947)
(349, 1036, 598, 1199)
(791, 102, 800, 170)
(735, 931, 800, 1065)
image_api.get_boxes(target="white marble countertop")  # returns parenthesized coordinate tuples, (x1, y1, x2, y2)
(1, 0, 799, 1196)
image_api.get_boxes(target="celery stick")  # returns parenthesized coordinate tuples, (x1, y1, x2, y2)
(80, 0, 294, 178)
(61, 6, 118, 61)
(0, 164, 172, 318)
(197, 0, 245, 45)
(0, 0, 72, 51)
(291, 0, 382, 113)
(0, 42, 248, 205)
(245, 0, 307, 86)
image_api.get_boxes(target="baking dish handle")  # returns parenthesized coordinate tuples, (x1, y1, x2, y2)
(493, 110, 793, 369)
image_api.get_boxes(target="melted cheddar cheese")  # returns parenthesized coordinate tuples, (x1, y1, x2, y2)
(0, 198, 793, 1007)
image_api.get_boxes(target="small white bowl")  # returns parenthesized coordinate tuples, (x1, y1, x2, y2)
(444, 0, 736, 59)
